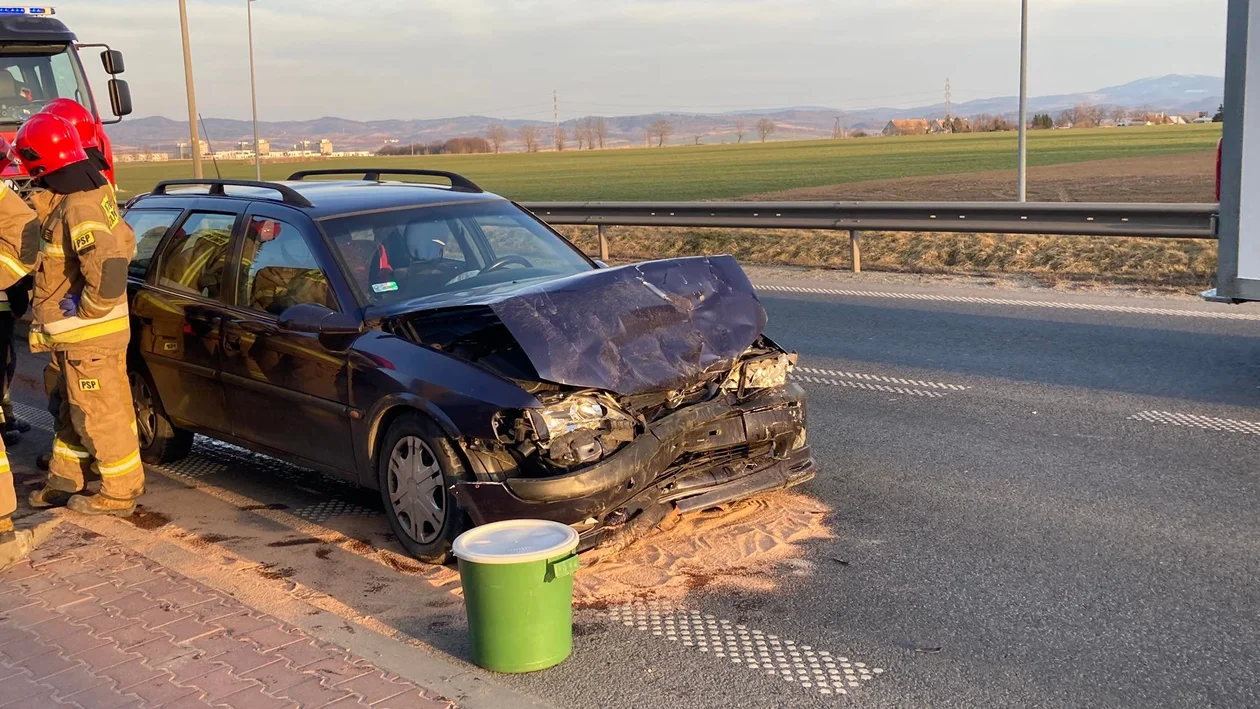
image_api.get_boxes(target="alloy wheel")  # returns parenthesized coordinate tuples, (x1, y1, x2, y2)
(130, 374, 157, 449)
(387, 435, 446, 544)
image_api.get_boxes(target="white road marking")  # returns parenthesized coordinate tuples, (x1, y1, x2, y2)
(1128, 410, 1260, 435)
(605, 600, 884, 698)
(794, 373, 947, 398)
(757, 284, 1260, 321)
(796, 366, 969, 392)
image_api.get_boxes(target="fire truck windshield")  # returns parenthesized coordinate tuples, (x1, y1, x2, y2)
(0, 43, 91, 125)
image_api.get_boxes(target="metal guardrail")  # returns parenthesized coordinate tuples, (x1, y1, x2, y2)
(522, 200, 1220, 273)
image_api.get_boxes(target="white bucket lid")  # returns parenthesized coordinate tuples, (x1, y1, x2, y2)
(452, 519, 580, 565)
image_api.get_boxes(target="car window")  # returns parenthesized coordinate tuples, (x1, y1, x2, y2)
(155, 212, 238, 300)
(123, 208, 183, 279)
(320, 201, 591, 304)
(238, 216, 337, 316)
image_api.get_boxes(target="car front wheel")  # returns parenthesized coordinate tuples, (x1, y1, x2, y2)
(377, 412, 468, 563)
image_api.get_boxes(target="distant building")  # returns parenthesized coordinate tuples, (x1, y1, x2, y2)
(319, 139, 333, 156)
(1192, 115, 1215, 124)
(257, 139, 270, 156)
(883, 119, 930, 136)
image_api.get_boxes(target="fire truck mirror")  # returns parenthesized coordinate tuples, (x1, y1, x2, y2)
(101, 50, 125, 75)
(107, 79, 132, 118)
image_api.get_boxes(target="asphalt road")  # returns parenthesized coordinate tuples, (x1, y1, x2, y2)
(10, 274, 1260, 708)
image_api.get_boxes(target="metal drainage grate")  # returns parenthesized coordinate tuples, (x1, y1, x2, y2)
(291, 499, 382, 523)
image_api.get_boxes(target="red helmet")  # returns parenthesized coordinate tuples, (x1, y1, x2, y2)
(16, 113, 87, 177)
(0, 135, 12, 173)
(41, 98, 100, 150)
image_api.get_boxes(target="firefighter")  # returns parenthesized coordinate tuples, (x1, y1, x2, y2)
(42, 98, 112, 176)
(0, 136, 43, 567)
(27, 99, 113, 464)
(17, 113, 141, 517)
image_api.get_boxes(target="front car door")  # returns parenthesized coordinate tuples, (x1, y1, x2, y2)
(130, 209, 242, 435)
(218, 206, 358, 476)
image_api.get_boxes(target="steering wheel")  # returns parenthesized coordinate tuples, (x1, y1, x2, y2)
(481, 255, 534, 273)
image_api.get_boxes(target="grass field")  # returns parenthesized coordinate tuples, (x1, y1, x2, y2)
(114, 124, 1222, 202)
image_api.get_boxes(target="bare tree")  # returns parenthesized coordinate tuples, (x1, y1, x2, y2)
(486, 124, 509, 154)
(693, 135, 703, 145)
(554, 125, 567, 152)
(756, 118, 776, 142)
(734, 118, 746, 143)
(1056, 110, 1074, 128)
(649, 119, 673, 147)
(573, 120, 586, 150)
(593, 117, 608, 149)
(518, 124, 541, 152)
(1071, 102, 1101, 129)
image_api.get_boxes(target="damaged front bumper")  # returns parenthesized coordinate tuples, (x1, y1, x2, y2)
(452, 383, 816, 548)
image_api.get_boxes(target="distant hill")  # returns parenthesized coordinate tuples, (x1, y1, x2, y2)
(106, 74, 1223, 152)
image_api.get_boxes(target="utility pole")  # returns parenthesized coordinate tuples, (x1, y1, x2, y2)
(553, 89, 559, 151)
(1017, 0, 1029, 202)
(247, 0, 261, 181)
(178, 0, 203, 178)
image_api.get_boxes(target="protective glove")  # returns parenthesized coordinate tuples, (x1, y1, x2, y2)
(59, 293, 80, 318)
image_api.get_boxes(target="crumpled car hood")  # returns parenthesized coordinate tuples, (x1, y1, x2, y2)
(385, 256, 768, 396)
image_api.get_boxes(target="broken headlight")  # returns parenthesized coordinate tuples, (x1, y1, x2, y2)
(529, 396, 612, 441)
(725, 353, 793, 391)
(525, 394, 638, 467)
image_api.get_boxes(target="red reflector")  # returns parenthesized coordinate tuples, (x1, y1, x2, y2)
(362, 352, 395, 370)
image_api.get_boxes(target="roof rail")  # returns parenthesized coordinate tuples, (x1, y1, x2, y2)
(150, 179, 314, 208)
(285, 168, 483, 193)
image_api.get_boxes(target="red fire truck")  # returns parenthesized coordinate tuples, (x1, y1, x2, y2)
(0, 6, 131, 188)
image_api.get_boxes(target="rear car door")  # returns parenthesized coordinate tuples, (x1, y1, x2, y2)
(131, 209, 242, 435)
(218, 206, 357, 475)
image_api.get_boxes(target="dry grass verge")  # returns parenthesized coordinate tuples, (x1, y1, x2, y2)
(560, 225, 1218, 294)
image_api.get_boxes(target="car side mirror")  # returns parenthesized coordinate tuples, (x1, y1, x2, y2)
(279, 303, 363, 343)
(108, 79, 133, 118)
(594, 259, 609, 268)
(101, 49, 125, 75)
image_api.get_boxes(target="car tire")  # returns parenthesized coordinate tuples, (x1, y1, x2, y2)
(377, 412, 469, 564)
(130, 368, 194, 465)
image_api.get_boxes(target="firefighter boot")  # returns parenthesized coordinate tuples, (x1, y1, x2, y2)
(66, 492, 135, 517)
(29, 486, 74, 509)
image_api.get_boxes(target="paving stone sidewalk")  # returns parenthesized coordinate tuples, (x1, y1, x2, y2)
(0, 521, 455, 709)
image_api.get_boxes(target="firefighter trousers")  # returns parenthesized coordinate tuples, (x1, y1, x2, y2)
(45, 351, 143, 500)
(0, 439, 12, 521)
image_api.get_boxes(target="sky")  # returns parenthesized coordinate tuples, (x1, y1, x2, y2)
(58, 0, 1227, 122)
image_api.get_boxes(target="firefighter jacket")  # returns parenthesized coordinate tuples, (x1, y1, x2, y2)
(0, 183, 39, 303)
(29, 185, 136, 355)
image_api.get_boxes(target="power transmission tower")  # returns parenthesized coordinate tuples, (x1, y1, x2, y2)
(944, 77, 953, 132)
(833, 116, 841, 140)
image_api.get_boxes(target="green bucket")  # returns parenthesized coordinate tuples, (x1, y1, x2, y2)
(453, 519, 581, 673)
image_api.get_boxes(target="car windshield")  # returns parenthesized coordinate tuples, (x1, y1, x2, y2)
(0, 44, 92, 125)
(320, 200, 593, 305)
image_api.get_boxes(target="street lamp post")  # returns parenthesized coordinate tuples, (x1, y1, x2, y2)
(178, 0, 202, 178)
(247, 0, 261, 181)
(1017, 0, 1029, 202)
